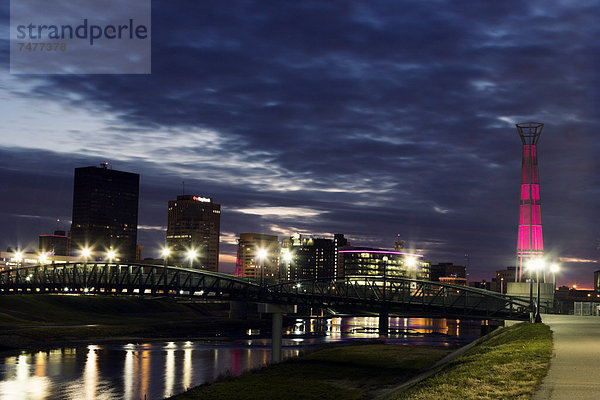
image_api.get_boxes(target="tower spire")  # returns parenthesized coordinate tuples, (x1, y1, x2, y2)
(516, 122, 544, 281)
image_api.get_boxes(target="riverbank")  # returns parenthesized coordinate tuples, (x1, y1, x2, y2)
(168, 343, 454, 400)
(0, 294, 268, 354)
(391, 322, 551, 399)
(169, 323, 552, 400)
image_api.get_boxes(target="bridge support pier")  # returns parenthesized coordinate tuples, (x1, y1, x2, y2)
(258, 303, 297, 363)
(229, 301, 248, 320)
(379, 310, 389, 336)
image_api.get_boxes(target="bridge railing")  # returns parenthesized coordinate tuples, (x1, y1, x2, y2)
(267, 276, 531, 320)
(0, 265, 531, 320)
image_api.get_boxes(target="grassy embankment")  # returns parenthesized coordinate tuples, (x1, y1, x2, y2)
(169, 343, 453, 400)
(392, 322, 552, 400)
(0, 294, 265, 351)
(170, 323, 551, 400)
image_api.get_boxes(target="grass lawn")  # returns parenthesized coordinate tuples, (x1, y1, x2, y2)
(389, 323, 552, 400)
(169, 344, 454, 400)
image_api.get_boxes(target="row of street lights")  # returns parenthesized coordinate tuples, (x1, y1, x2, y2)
(161, 247, 199, 267)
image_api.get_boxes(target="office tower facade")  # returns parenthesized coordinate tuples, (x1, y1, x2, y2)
(516, 122, 544, 281)
(339, 247, 429, 280)
(334, 233, 349, 277)
(280, 233, 337, 281)
(235, 233, 279, 282)
(70, 164, 139, 261)
(166, 195, 221, 271)
(39, 230, 69, 256)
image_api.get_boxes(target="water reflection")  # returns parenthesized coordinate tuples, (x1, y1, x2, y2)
(0, 317, 482, 400)
(284, 316, 481, 346)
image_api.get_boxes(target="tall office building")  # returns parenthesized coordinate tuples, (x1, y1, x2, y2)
(166, 195, 221, 271)
(280, 233, 337, 280)
(39, 230, 69, 256)
(70, 163, 140, 261)
(235, 233, 279, 282)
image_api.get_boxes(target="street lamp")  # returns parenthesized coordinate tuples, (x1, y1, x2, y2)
(186, 249, 197, 268)
(81, 247, 92, 260)
(14, 250, 23, 269)
(39, 252, 49, 265)
(550, 264, 559, 310)
(106, 249, 117, 262)
(162, 247, 171, 267)
(529, 258, 545, 323)
(257, 248, 268, 286)
(550, 264, 559, 289)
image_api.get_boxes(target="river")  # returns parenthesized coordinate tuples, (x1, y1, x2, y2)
(0, 317, 485, 400)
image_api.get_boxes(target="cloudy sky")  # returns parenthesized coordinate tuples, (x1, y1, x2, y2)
(1, 0, 599, 287)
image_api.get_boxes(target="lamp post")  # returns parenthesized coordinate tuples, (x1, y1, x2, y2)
(162, 248, 171, 267)
(550, 264, 559, 290)
(107, 249, 117, 263)
(186, 249, 197, 268)
(531, 259, 545, 324)
(81, 248, 91, 264)
(257, 248, 268, 286)
(80, 248, 92, 294)
(550, 264, 559, 311)
(526, 260, 534, 323)
(14, 250, 23, 269)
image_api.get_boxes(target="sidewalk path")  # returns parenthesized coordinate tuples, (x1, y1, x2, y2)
(534, 314, 600, 399)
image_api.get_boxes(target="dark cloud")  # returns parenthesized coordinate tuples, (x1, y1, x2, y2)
(1, 0, 599, 283)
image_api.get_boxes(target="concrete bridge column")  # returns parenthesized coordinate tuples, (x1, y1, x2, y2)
(379, 309, 389, 336)
(258, 304, 297, 363)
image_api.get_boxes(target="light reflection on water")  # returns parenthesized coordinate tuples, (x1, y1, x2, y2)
(0, 317, 483, 400)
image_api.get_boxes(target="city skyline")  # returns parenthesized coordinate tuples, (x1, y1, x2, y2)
(1, 1, 599, 287)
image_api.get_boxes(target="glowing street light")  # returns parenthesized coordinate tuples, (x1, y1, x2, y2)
(106, 249, 117, 262)
(186, 249, 197, 267)
(162, 247, 171, 267)
(257, 248, 268, 286)
(14, 250, 23, 266)
(81, 248, 92, 260)
(39, 253, 49, 265)
(527, 258, 545, 323)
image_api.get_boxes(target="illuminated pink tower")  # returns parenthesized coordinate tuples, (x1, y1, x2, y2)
(516, 122, 544, 281)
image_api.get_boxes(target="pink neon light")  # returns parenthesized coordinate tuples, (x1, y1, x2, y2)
(517, 141, 544, 280)
(338, 250, 423, 257)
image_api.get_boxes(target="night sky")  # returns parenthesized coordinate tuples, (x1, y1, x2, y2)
(1, 1, 599, 287)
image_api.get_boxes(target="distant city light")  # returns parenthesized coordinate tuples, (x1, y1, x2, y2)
(282, 251, 292, 263)
(162, 248, 171, 257)
(107, 250, 117, 261)
(81, 248, 92, 258)
(405, 257, 418, 268)
(14, 251, 23, 263)
(550, 264, 559, 273)
(256, 248, 268, 261)
(527, 258, 545, 271)
(186, 249, 197, 260)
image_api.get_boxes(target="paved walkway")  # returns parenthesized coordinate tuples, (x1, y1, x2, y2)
(534, 314, 600, 399)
